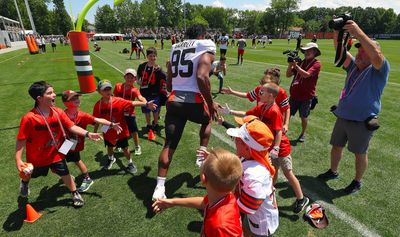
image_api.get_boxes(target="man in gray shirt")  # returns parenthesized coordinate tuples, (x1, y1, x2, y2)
(236, 35, 247, 65)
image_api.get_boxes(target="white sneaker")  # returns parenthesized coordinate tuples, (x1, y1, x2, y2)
(104, 157, 116, 170)
(152, 185, 166, 201)
(134, 145, 142, 155)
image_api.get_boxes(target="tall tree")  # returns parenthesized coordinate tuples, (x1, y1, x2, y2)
(239, 10, 263, 34)
(394, 14, 400, 33)
(261, 9, 274, 34)
(140, 0, 159, 28)
(129, 1, 144, 28)
(157, 0, 182, 27)
(94, 4, 118, 33)
(114, 0, 132, 32)
(270, 0, 300, 35)
(380, 8, 397, 34)
(52, 0, 71, 35)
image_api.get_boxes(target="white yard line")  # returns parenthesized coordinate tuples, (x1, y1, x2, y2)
(94, 51, 382, 237)
(212, 129, 381, 237)
(90, 51, 124, 74)
(0, 53, 24, 64)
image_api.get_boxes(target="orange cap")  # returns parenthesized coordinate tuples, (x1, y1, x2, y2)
(227, 117, 274, 151)
(234, 115, 258, 126)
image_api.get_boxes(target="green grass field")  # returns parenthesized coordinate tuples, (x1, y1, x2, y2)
(0, 39, 399, 237)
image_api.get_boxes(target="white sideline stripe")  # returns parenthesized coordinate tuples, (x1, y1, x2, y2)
(0, 53, 24, 64)
(211, 129, 381, 237)
(74, 55, 90, 61)
(75, 65, 92, 71)
(96, 51, 381, 237)
(90, 51, 124, 74)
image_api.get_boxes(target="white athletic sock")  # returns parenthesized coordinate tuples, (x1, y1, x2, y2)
(128, 158, 133, 164)
(108, 155, 114, 160)
(156, 176, 166, 187)
(199, 146, 207, 152)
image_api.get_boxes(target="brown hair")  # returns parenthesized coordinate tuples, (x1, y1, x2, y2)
(146, 47, 157, 56)
(28, 81, 53, 107)
(262, 82, 279, 98)
(201, 148, 242, 192)
(261, 67, 281, 85)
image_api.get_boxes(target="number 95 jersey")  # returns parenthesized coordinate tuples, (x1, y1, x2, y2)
(170, 39, 216, 93)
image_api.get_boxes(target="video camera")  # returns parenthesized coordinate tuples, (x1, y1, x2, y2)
(283, 50, 302, 63)
(328, 13, 353, 31)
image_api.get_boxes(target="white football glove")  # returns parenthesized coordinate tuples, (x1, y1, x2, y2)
(219, 103, 232, 115)
(269, 147, 279, 159)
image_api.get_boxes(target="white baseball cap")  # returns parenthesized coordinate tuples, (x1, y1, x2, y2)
(124, 68, 137, 77)
(300, 42, 321, 57)
(226, 117, 274, 152)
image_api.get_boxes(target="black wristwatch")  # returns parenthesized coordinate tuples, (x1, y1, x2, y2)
(85, 131, 90, 138)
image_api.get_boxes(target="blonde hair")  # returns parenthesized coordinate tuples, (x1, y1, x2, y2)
(201, 148, 242, 192)
(262, 83, 279, 98)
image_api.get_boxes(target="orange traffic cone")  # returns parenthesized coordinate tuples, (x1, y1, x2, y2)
(24, 204, 42, 223)
(148, 129, 156, 141)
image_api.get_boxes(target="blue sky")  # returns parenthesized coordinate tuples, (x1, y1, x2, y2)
(63, 0, 400, 24)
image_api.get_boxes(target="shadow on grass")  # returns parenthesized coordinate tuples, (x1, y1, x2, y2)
(138, 126, 164, 146)
(127, 166, 199, 219)
(290, 139, 299, 146)
(296, 175, 347, 203)
(93, 151, 140, 176)
(187, 220, 203, 234)
(274, 175, 347, 222)
(3, 154, 131, 233)
(3, 181, 85, 232)
(3, 197, 28, 232)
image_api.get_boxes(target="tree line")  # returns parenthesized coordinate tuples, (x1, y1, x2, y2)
(1, 0, 399, 36)
(0, 0, 89, 35)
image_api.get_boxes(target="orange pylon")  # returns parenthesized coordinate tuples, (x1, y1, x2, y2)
(148, 129, 156, 141)
(24, 204, 42, 223)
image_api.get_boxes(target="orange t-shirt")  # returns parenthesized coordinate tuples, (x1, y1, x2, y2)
(93, 96, 133, 145)
(65, 111, 96, 152)
(113, 83, 141, 116)
(246, 103, 291, 157)
(17, 107, 75, 167)
(247, 85, 290, 113)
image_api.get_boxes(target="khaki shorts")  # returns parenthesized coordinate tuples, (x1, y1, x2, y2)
(271, 155, 292, 172)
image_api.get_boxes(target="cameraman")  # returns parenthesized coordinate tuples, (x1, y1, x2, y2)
(286, 42, 321, 142)
(318, 20, 390, 194)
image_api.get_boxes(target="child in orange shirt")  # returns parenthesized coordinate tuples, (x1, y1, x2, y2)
(113, 68, 147, 155)
(62, 90, 122, 192)
(93, 80, 156, 173)
(152, 148, 243, 237)
(221, 83, 309, 214)
(16, 81, 102, 207)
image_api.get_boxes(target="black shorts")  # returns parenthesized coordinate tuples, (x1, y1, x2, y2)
(65, 151, 81, 163)
(31, 159, 70, 178)
(164, 101, 210, 149)
(289, 97, 312, 118)
(125, 116, 138, 133)
(104, 137, 129, 148)
(220, 48, 227, 55)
